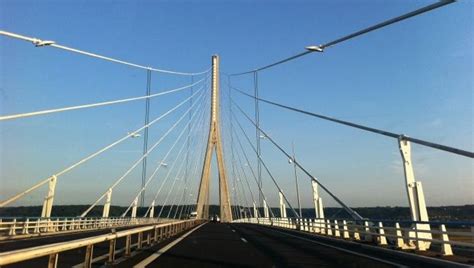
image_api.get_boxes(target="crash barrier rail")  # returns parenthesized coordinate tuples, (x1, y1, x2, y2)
(0, 219, 204, 267)
(233, 217, 474, 257)
(0, 217, 171, 239)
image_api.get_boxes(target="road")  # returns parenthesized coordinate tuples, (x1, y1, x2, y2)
(117, 223, 400, 267)
(2, 222, 469, 267)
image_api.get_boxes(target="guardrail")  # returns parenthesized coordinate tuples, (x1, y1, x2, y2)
(0, 219, 204, 267)
(233, 217, 474, 257)
(0, 217, 172, 239)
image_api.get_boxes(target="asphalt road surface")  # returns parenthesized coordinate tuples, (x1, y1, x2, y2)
(116, 223, 400, 267)
(2, 222, 469, 267)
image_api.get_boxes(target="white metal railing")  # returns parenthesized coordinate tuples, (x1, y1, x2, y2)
(0, 219, 204, 267)
(0, 217, 174, 239)
(233, 217, 474, 257)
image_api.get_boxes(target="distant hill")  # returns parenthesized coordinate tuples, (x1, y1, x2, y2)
(1, 204, 472, 222)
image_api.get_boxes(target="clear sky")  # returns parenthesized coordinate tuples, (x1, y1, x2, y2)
(0, 0, 472, 211)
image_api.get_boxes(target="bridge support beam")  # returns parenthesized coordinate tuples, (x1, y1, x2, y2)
(279, 191, 287, 218)
(253, 202, 258, 218)
(149, 200, 155, 218)
(399, 137, 431, 249)
(131, 197, 138, 218)
(102, 188, 112, 218)
(311, 180, 325, 219)
(263, 199, 269, 218)
(41, 175, 57, 218)
(196, 55, 233, 222)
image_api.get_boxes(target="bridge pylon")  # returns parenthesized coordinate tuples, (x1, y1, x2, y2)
(195, 55, 233, 222)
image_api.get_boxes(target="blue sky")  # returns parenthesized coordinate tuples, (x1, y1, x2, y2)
(0, 0, 472, 211)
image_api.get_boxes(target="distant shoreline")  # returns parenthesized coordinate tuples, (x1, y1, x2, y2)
(1, 204, 472, 222)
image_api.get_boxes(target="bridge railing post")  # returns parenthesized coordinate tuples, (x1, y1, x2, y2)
(84, 244, 94, 268)
(34, 218, 40, 233)
(334, 220, 340, 237)
(353, 224, 360, 240)
(54, 219, 59, 232)
(159, 226, 163, 240)
(8, 219, 16, 236)
(108, 239, 116, 264)
(326, 219, 333, 236)
(48, 253, 58, 268)
(319, 218, 325, 235)
(440, 224, 453, 256)
(22, 219, 30, 235)
(61, 218, 67, 231)
(125, 235, 131, 256)
(154, 226, 158, 242)
(146, 231, 151, 246)
(395, 222, 405, 248)
(137, 232, 143, 249)
(377, 222, 387, 245)
(364, 221, 371, 242)
(342, 220, 350, 239)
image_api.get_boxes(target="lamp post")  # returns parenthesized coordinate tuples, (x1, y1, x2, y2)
(289, 142, 302, 218)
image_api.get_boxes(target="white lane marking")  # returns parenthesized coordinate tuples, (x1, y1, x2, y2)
(133, 223, 206, 268)
(232, 229, 236, 232)
(240, 237, 248, 243)
(268, 228, 407, 268)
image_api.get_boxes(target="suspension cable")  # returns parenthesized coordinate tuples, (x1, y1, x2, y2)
(226, 103, 266, 216)
(168, 161, 193, 218)
(221, 96, 256, 218)
(233, 157, 256, 218)
(144, 91, 208, 218)
(144, 102, 205, 217)
(142, 97, 208, 217)
(231, 111, 298, 218)
(232, 86, 473, 158)
(0, 87, 203, 208)
(232, 98, 364, 220)
(233, 173, 246, 219)
(0, 30, 210, 76)
(122, 90, 203, 217)
(80, 88, 206, 217)
(144, 82, 211, 217)
(233, 126, 274, 218)
(230, 0, 455, 76)
(175, 109, 209, 219)
(161, 179, 182, 218)
(0, 75, 208, 122)
(229, 113, 275, 217)
(181, 101, 211, 218)
(233, 137, 261, 217)
(123, 92, 207, 212)
(155, 137, 192, 218)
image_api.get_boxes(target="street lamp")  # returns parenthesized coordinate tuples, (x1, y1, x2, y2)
(305, 45, 324, 52)
(289, 142, 302, 218)
(127, 132, 142, 138)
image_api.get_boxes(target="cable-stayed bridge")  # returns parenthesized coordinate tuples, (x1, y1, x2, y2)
(0, 1, 473, 267)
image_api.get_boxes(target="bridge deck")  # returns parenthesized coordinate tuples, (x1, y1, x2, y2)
(2, 222, 469, 267)
(119, 223, 395, 267)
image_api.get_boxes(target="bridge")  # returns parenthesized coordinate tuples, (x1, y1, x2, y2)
(0, 1, 473, 267)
